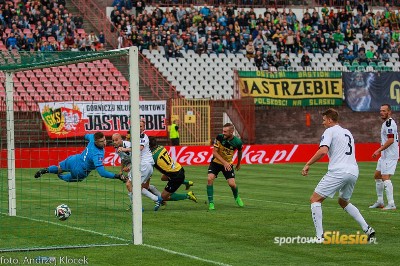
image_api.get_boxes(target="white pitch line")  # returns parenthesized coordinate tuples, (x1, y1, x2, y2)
(143, 244, 232, 266)
(0, 212, 232, 265)
(0, 212, 130, 242)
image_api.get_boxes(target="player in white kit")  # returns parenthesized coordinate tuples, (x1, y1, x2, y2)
(302, 108, 375, 242)
(369, 104, 399, 210)
(139, 121, 163, 211)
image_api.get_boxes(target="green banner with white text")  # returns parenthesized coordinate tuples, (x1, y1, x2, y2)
(239, 71, 343, 106)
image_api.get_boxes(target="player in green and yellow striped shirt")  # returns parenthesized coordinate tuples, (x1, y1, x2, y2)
(149, 137, 197, 204)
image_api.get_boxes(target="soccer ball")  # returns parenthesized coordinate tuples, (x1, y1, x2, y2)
(55, 204, 71, 221)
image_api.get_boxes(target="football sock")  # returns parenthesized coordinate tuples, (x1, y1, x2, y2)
(375, 179, 384, 203)
(128, 192, 132, 203)
(207, 185, 214, 203)
(344, 203, 368, 231)
(141, 188, 158, 202)
(170, 193, 188, 201)
(311, 202, 323, 238)
(231, 186, 239, 199)
(148, 185, 161, 197)
(48, 165, 58, 174)
(183, 180, 190, 185)
(384, 180, 395, 205)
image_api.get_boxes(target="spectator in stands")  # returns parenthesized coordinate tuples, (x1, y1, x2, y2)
(357, 0, 369, 16)
(301, 51, 311, 67)
(333, 29, 344, 45)
(281, 54, 291, 70)
(254, 50, 263, 70)
(344, 50, 356, 64)
(265, 50, 275, 67)
(353, 39, 360, 58)
(366, 46, 379, 63)
(381, 49, 390, 64)
(245, 41, 255, 59)
(6, 32, 18, 50)
(173, 34, 184, 56)
(357, 50, 368, 64)
(213, 38, 227, 56)
(88, 30, 99, 45)
(319, 37, 329, 55)
(164, 39, 176, 61)
(195, 38, 206, 56)
(228, 36, 241, 54)
(112, 0, 124, 11)
(135, 0, 145, 15)
(377, 34, 389, 54)
(328, 38, 338, 55)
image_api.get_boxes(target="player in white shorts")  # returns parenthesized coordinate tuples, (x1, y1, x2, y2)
(112, 132, 133, 208)
(370, 104, 399, 210)
(302, 108, 375, 243)
(139, 121, 163, 211)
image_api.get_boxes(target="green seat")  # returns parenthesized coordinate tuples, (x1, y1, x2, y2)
(377, 61, 385, 66)
(360, 62, 368, 67)
(352, 61, 359, 66)
(349, 66, 357, 71)
(357, 66, 366, 71)
(369, 61, 376, 67)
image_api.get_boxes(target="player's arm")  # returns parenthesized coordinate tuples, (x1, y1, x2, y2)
(96, 166, 127, 182)
(372, 136, 395, 158)
(212, 145, 231, 171)
(235, 149, 242, 171)
(302, 146, 329, 176)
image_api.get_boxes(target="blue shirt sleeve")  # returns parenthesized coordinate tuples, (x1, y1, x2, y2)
(85, 134, 94, 142)
(97, 166, 117, 179)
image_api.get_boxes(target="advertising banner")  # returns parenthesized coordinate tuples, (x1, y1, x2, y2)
(239, 71, 343, 106)
(0, 143, 381, 168)
(38, 101, 167, 138)
(343, 72, 400, 112)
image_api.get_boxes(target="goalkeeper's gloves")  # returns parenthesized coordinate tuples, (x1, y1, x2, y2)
(114, 173, 128, 183)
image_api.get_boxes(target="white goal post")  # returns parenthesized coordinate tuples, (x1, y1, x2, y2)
(2, 46, 143, 246)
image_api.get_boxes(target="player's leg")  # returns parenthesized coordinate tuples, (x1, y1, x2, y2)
(125, 174, 133, 210)
(164, 171, 197, 203)
(34, 163, 63, 178)
(370, 158, 385, 208)
(310, 192, 325, 241)
(311, 173, 340, 240)
(339, 174, 375, 240)
(180, 168, 194, 190)
(140, 165, 163, 210)
(183, 180, 194, 190)
(381, 159, 397, 210)
(207, 162, 222, 210)
(224, 168, 243, 207)
(148, 184, 162, 197)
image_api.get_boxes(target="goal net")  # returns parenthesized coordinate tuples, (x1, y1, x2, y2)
(0, 47, 144, 252)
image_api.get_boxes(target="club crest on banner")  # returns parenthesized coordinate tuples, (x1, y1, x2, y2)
(41, 105, 82, 135)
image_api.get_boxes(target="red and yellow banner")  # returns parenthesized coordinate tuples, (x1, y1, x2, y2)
(0, 143, 382, 168)
(38, 101, 167, 138)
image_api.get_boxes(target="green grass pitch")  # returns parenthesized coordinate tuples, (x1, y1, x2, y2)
(1, 163, 399, 265)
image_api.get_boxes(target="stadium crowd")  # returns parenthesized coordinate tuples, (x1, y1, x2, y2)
(110, 0, 400, 70)
(1, 0, 400, 70)
(0, 0, 106, 52)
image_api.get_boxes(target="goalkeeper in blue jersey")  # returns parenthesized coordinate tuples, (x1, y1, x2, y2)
(34, 132, 126, 182)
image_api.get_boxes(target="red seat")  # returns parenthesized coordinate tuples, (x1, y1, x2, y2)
(88, 76, 97, 82)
